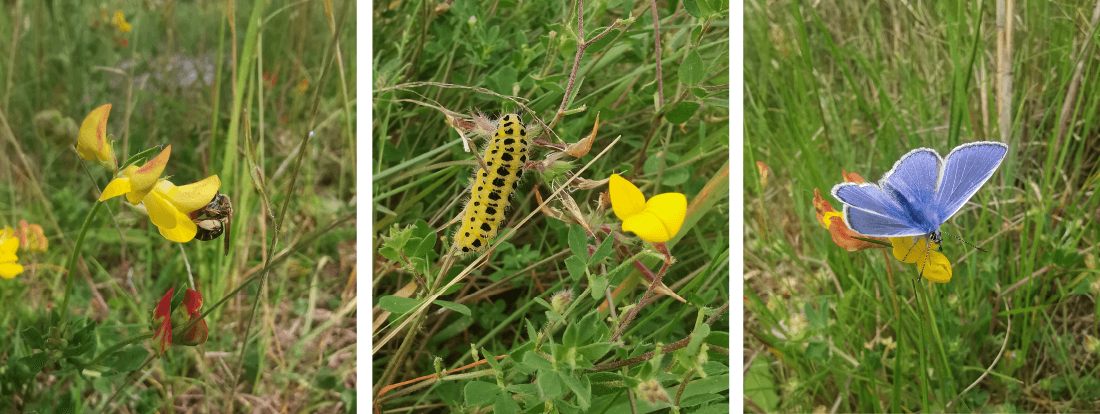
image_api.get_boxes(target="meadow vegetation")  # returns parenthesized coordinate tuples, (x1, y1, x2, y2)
(745, 0, 1100, 412)
(0, 1, 356, 411)
(373, 0, 730, 412)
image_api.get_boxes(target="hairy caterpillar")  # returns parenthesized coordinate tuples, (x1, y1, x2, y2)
(455, 114, 529, 254)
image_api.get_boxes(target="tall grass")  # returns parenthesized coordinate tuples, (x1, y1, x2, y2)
(745, 0, 1100, 412)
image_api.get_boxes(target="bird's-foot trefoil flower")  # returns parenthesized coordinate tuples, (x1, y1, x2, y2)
(150, 288, 209, 354)
(0, 227, 24, 279)
(100, 145, 221, 242)
(16, 220, 49, 253)
(77, 104, 118, 172)
(609, 174, 686, 244)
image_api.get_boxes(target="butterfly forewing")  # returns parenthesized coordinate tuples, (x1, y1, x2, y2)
(932, 142, 1009, 223)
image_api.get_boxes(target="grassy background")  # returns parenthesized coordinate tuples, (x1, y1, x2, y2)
(373, 0, 730, 412)
(0, 0, 356, 412)
(745, 0, 1100, 412)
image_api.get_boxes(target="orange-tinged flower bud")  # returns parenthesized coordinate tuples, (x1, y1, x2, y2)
(77, 104, 118, 172)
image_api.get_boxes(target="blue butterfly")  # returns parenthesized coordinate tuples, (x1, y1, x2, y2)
(830, 141, 1008, 254)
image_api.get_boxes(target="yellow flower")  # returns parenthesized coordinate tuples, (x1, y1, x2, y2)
(77, 104, 118, 172)
(101, 146, 172, 205)
(100, 145, 221, 242)
(890, 237, 952, 283)
(0, 227, 24, 279)
(143, 176, 221, 242)
(609, 174, 686, 243)
(113, 11, 131, 33)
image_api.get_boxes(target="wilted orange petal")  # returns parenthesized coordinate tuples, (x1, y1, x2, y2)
(812, 188, 839, 228)
(757, 161, 770, 189)
(842, 170, 866, 184)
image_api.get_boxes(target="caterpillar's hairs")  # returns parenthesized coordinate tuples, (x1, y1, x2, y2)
(453, 113, 529, 255)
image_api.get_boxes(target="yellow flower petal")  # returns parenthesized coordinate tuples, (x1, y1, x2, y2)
(171, 175, 221, 213)
(158, 217, 197, 243)
(1, 237, 18, 256)
(145, 182, 198, 242)
(0, 263, 23, 279)
(890, 237, 952, 283)
(143, 186, 183, 230)
(921, 252, 953, 283)
(77, 104, 117, 171)
(100, 176, 133, 201)
(130, 146, 171, 192)
(644, 193, 686, 239)
(610, 174, 645, 221)
(622, 211, 673, 242)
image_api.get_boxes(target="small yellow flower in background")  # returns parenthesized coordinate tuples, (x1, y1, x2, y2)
(101, 145, 171, 205)
(143, 176, 221, 243)
(113, 11, 131, 33)
(77, 104, 118, 172)
(609, 174, 686, 243)
(890, 237, 952, 283)
(297, 78, 309, 94)
(16, 220, 48, 253)
(0, 227, 24, 279)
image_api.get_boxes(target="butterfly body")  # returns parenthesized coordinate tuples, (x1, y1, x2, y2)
(831, 142, 1009, 244)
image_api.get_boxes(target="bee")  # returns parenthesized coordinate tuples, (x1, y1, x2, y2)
(190, 193, 232, 255)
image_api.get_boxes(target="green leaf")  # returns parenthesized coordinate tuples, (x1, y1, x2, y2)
(106, 346, 148, 372)
(589, 235, 614, 266)
(464, 381, 501, 407)
(22, 327, 44, 349)
(575, 342, 613, 361)
(537, 369, 564, 399)
(433, 300, 472, 317)
(523, 352, 554, 372)
(379, 296, 420, 314)
(16, 352, 48, 379)
(683, 0, 704, 18)
(745, 358, 777, 411)
(494, 390, 521, 413)
(408, 220, 438, 258)
(805, 297, 829, 329)
(687, 323, 711, 356)
(559, 373, 592, 410)
(565, 256, 588, 281)
(588, 274, 608, 301)
(665, 101, 700, 124)
(379, 224, 414, 262)
(680, 49, 705, 85)
(805, 341, 830, 362)
(568, 225, 588, 258)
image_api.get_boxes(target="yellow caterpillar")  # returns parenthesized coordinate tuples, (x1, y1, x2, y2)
(455, 114, 529, 254)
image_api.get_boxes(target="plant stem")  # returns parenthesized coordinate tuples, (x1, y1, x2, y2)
(59, 201, 103, 324)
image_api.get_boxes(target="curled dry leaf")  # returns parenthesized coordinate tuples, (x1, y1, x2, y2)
(564, 113, 599, 158)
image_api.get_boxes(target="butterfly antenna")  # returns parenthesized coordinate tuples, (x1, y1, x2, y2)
(940, 230, 989, 253)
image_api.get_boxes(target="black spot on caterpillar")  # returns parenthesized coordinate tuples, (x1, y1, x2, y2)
(455, 114, 529, 254)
